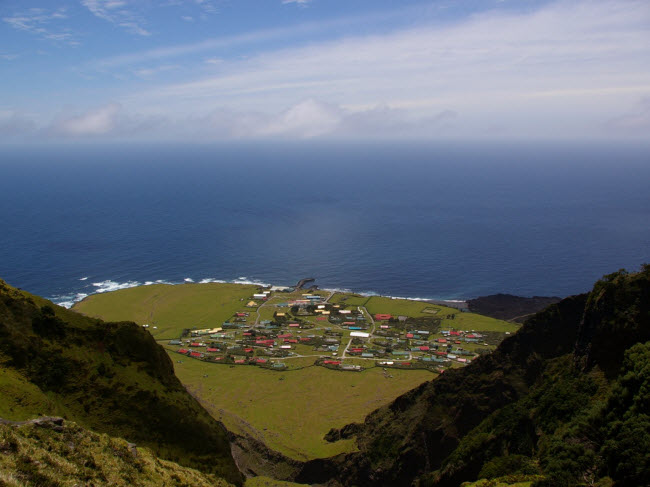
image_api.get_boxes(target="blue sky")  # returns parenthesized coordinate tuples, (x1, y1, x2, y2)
(1, 0, 649, 141)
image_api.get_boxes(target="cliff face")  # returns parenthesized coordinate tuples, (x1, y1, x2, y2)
(300, 266, 650, 487)
(0, 279, 243, 486)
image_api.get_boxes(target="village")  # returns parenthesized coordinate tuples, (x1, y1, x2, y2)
(165, 286, 509, 374)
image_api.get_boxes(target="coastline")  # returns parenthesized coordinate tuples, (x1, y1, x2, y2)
(59, 276, 470, 311)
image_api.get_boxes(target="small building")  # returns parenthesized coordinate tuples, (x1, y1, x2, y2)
(375, 314, 392, 320)
(350, 331, 370, 338)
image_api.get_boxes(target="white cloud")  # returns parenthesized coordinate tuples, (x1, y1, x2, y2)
(605, 97, 650, 135)
(133, 64, 180, 78)
(81, 0, 151, 36)
(3, 7, 77, 44)
(120, 0, 649, 139)
(0, 111, 36, 136)
(257, 99, 342, 137)
(49, 103, 122, 136)
(282, 0, 311, 6)
(6, 0, 650, 141)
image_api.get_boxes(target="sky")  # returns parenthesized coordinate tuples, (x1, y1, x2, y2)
(1, 0, 649, 142)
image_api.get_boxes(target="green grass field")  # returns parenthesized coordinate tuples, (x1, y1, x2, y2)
(73, 283, 517, 460)
(170, 353, 432, 460)
(74, 283, 258, 339)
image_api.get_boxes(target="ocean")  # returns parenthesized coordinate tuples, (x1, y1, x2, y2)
(1, 141, 648, 307)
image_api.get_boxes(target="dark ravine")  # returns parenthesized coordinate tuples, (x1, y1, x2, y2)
(294, 265, 650, 487)
(228, 431, 303, 481)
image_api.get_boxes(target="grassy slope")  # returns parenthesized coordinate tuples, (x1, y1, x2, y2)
(172, 353, 432, 460)
(0, 368, 58, 421)
(0, 420, 233, 487)
(0, 279, 243, 485)
(74, 283, 258, 339)
(331, 294, 519, 333)
(71, 284, 516, 461)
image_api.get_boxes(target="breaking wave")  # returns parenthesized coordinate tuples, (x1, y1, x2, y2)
(50, 276, 465, 310)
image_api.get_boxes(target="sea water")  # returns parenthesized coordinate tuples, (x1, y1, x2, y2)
(1, 141, 648, 306)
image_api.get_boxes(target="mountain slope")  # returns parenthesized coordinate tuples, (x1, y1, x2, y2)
(0, 417, 234, 487)
(0, 279, 243, 486)
(299, 266, 650, 486)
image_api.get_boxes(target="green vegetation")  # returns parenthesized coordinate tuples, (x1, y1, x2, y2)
(0, 419, 234, 487)
(0, 368, 57, 421)
(299, 266, 650, 487)
(0, 279, 242, 485)
(171, 353, 432, 460)
(70, 281, 519, 463)
(74, 283, 257, 339)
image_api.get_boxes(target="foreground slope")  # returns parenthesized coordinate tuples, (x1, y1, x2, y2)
(299, 266, 650, 486)
(0, 279, 243, 486)
(0, 417, 233, 487)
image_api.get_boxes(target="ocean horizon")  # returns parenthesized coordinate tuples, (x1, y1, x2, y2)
(1, 140, 649, 308)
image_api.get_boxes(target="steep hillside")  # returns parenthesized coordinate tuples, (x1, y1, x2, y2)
(301, 266, 650, 487)
(0, 279, 243, 486)
(0, 417, 234, 487)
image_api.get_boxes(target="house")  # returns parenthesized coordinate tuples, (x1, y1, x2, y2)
(177, 348, 189, 354)
(288, 323, 300, 328)
(169, 339, 182, 345)
(419, 346, 430, 351)
(246, 301, 258, 307)
(339, 309, 351, 314)
(206, 347, 219, 353)
(350, 331, 370, 338)
(190, 351, 202, 358)
(253, 294, 267, 299)
(437, 338, 448, 343)
(275, 312, 286, 317)
(406, 333, 414, 339)
(380, 325, 389, 329)
(323, 360, 341, 365)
